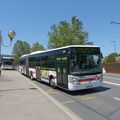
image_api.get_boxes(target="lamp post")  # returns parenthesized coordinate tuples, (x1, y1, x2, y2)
(110, 21, 120, 54)
(111, 40, 116, 53)
(0, 31, 16, 76)
(110, 21, 120, 25)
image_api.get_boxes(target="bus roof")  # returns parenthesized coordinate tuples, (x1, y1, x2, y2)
(20, 45, 100, 57)
(21, 54, 29, 58)
(49, 45, 99, 51)
(30, 50, 45, 55)
(2, 56, 13, 59)
(29, 45, 100, 55)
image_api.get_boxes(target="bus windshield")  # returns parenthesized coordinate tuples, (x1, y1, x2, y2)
(70, 48, 102, 75)
(3, 59, 13, 65)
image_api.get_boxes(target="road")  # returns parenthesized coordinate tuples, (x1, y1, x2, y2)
(32, 73, 120, 120)
(2, 71, 120, 120)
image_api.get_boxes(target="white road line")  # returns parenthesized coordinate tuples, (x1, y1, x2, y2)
(103, 81, 120, 86)
(114, 97, 120, 101)
(104, 76, 120, 81)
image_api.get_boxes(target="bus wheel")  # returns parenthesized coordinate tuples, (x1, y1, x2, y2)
(31, 76, 34, 80)
(37, 78, 42, 82)
(50, 79, 56, 89)
(30, 72, 34, 80)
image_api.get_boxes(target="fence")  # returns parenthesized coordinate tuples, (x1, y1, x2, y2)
(103, 63, 120, 74)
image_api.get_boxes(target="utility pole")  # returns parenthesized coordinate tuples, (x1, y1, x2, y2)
(111, 40, 116, 53)
(110, 21, 120, 54)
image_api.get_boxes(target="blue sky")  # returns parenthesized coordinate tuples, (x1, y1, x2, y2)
(0, 0, 120, 56)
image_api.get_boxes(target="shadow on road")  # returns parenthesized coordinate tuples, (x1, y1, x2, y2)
(57, 86, 111, 96)
(35, 79, 111, 96)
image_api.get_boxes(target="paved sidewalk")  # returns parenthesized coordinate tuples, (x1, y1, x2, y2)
(0, 70, 81, 120)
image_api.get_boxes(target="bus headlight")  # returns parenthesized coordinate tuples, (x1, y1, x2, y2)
(69, 76, 80, 85)
(73, 79, 80, 85)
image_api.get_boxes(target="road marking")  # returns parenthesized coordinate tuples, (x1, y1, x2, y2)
(24, 76, 82, 120)
(104, 81, 120, 86)
(81, 96, 95, 101)
(47, 88, 58, 94)
(114, 97, 120, 101)
(62, 100, 75, 105)
(104, 76, 120, 81)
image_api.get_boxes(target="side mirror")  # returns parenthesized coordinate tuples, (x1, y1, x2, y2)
(101, 52, 103, 58)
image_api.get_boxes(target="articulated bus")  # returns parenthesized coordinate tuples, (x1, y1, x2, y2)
(19, 45, 103, 91)
(19, 54, 29, 75)
(1, 56, 15, 70)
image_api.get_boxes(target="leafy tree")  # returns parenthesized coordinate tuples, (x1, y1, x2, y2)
(12, 40, 31, 64)
(31, 42, 45, 52)
(104, 53, 119, 63)
(48, 16, 93, 48)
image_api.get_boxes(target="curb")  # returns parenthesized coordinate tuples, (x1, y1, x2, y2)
(23, 75, 82, 120)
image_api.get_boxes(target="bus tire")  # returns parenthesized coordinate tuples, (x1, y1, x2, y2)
(37, 78, 42, 82)
(30, 71, 34, 80)
(31, 76, 34, 80)
(49, 78, 56, 89)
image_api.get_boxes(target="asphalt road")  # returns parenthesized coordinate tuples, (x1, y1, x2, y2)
(32, 73, 120, 120)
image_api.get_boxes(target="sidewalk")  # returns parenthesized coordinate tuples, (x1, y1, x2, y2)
(0, 70, 81, 120)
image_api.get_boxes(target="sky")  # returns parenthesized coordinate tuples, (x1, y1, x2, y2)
(0, 0, 120, 57)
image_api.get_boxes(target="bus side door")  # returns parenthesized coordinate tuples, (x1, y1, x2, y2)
(56, 57, 68, 89)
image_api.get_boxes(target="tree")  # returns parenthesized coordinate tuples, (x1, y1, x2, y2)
(12, 40, 31, 64)
(104, 53, 119, 63)
(48, 16, 93, 48)
(31, 42, 45, 52)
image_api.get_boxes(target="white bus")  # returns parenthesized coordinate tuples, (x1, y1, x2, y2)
(1, 56, 14, 70)
(19, 54, 29, 75)
(19, 45, 103, 91)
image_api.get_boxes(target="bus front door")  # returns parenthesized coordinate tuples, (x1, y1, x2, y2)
(56, 57, 68, 89)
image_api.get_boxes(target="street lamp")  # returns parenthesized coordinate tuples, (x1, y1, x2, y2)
(110, 21, 120, 25)
(111, 40, 116, 53)
(110, 21, 120, 54)
(0, 31, 16, 76)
